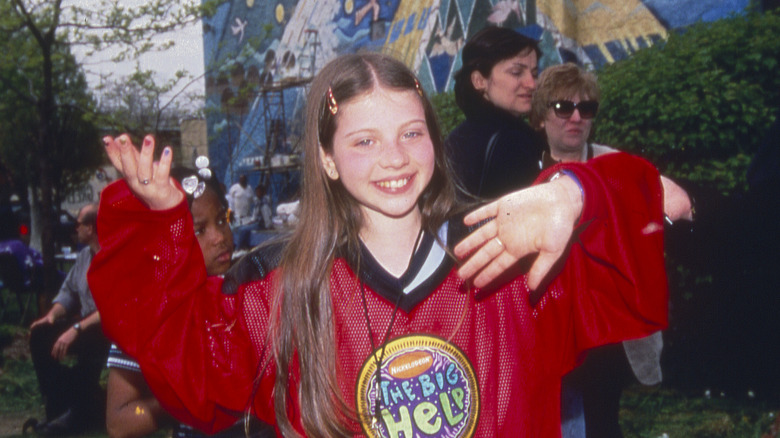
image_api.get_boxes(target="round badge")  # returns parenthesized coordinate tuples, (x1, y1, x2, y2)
(356, 335, 479, 438)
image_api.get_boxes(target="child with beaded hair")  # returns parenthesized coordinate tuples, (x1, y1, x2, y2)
(91, 52, 668, 437)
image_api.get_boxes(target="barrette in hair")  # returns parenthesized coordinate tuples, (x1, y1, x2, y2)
(182, 155, 212, 199)
(327, 87, 338, 115)
(414, 78, 423, 97)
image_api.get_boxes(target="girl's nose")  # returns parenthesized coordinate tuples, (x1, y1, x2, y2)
(380, 140, 409, 168)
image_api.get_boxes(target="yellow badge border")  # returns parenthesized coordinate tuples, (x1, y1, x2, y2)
(355, 334, 480, 437)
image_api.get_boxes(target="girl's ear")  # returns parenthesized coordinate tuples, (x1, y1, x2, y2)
(319, 147, 339, 180)
(471, 70, 488, 92)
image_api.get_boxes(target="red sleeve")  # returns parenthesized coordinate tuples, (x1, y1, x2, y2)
(88, 180, 275, 433)
(538, 152, 668, 364)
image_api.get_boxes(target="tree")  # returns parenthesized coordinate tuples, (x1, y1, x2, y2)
(95, 68, 204, 139)
(592, 11, 780, 194)
(0, 15, 102, 246)
(0, 0, 213, 300)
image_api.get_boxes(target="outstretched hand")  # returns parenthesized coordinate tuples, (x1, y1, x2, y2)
(103, 134, 183, 211)
(454, 175, 584, 290)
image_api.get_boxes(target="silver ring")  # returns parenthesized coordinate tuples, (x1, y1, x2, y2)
(494, 237, 504, 249)
(141, 179, 150, 185)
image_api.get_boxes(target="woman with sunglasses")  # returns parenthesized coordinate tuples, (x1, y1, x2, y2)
(529, 62, 692, 438)
(530, 63, 692, 223)
(530, 64, 609, 168)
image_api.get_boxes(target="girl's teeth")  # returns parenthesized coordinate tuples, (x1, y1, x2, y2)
(380, 177, 409, 188)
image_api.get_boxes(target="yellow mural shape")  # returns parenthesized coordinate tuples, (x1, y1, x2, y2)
(381, 0, 437, 70)
(537, 0, 668, 63)
(276, 3, 285, 23)
(246, 0, 254, 7)
(345, 0, 354, 15)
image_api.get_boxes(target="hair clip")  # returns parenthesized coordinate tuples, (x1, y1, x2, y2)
(181, 176, 203, 198)
(327, 87, 338, 115)
(195, 155, 212, 180)
(182, 156, 212, 199)
(414, 78, 423, 97)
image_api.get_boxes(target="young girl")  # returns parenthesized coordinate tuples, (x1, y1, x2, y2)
(104, 167, 240, 438)
(89, 52, 668, 437)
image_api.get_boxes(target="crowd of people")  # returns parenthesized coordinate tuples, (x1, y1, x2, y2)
(3, 23, 774, 438)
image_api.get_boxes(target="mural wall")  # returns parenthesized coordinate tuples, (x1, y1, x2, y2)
(201, 0, 748, 204)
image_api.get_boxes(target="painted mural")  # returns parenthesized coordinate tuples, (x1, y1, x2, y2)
(201, 0, 748, 205)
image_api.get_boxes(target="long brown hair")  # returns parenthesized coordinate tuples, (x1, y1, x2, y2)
(269, 52, 457, 436)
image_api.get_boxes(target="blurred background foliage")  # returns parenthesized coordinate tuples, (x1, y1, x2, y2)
(593, 10, 779, 195)
(432, 11, 780, 196)
(430, 9, 780, 405)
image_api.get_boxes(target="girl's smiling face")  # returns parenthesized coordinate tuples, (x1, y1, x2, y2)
(320, 86, 435, 224)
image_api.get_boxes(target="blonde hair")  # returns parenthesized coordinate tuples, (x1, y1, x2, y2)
(530, 63, 600, 130)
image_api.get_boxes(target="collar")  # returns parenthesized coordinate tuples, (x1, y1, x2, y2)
(540, 143, 593, 169)
(353, 221, 457, 313)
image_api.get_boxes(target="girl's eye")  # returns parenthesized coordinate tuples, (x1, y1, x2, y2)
(356, 138, 373, 147)
(403, 131, 422, 140)
(194, 227, 205, 236)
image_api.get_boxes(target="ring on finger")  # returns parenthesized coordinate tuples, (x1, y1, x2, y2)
(141, 179, 150, 185)
(494, 237, 504, 249)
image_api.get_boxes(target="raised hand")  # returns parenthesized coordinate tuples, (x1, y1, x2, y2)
(454, 175, 584, 290)
(103, 134, 183, 211)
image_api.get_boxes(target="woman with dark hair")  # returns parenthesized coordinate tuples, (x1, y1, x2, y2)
(90, 52, 668, 437)
(446, 26, 544, 198)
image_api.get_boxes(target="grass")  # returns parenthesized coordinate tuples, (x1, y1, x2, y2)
(2, 353, 778, 437)
(620, 385, 779, 438)
(3, 288, 779, 438)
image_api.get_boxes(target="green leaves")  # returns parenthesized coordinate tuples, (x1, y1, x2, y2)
(592, 11, 780, 195)
(430, 91, 465, 138)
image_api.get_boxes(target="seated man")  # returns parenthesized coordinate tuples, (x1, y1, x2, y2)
(27, 203, 110, 435)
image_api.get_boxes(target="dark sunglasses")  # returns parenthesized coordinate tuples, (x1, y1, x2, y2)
(548, 100, 599, 119)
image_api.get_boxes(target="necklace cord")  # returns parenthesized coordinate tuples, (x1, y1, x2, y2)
(359, 226, 425, 427)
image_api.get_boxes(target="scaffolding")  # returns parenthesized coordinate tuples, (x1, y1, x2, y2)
(245, 29, 320, 206)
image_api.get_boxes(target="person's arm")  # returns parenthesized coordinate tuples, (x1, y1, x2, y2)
(90, 134, 274, 433)
(30, 302, 67, 329)
(660, 175, 694, 222)
(32, 257, 83, 330)
(592, 146, 693, 222)
(51, 311, 101, 360)
(106, 368, 171, 438)
(455, 152, 668, 344)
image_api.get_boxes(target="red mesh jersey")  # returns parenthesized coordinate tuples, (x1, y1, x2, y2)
(89, 152, 668, 437)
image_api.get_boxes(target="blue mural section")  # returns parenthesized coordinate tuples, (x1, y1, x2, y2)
(201, 0, 750, 208)
(643, 0, 750, 29)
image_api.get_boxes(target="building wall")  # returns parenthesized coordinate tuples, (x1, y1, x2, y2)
(201, 0, 748, 197)
(179, 118, 209, 168)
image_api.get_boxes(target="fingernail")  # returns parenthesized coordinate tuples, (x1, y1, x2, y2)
(118, 136, 127, 146)
(102, 136, 112, 146)
(163, 147, 171, 156)
(143, 136, 152, 147)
